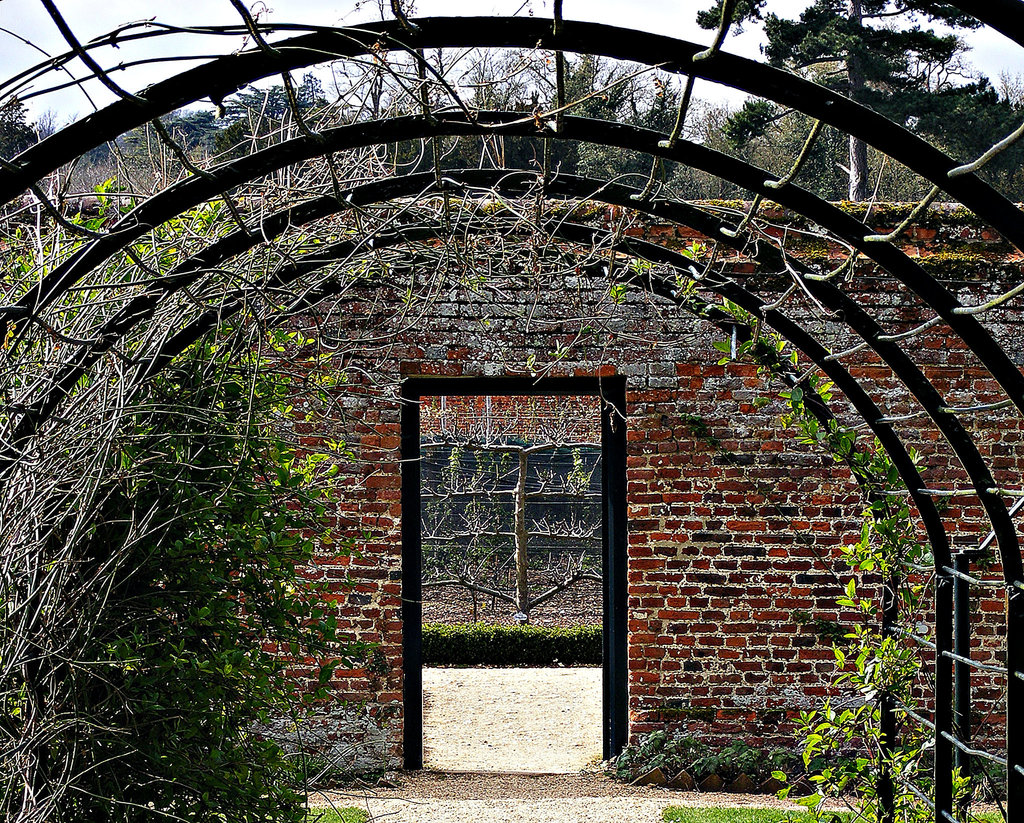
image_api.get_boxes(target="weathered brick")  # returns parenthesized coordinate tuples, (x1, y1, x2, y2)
(273, 211, 1018, 765)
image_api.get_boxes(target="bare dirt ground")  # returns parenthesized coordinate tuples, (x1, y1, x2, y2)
(422, 666, 603, 773)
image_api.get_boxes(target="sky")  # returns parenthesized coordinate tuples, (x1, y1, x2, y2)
(1, 0, 1022, 122)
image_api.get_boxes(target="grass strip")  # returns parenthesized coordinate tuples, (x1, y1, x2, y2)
(306, 807, 369, 823)
(663, 809, 828, 823)
(663, 808, 1001, 823)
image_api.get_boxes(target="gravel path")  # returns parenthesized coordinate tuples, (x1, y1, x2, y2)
(422, 667, 603, 773)
(311, 668, 985, 822)
(312, 668, 831, 822)
(314, 772, 824, 823)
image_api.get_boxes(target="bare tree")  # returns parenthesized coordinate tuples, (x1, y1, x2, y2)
(420, 397, 602, 623)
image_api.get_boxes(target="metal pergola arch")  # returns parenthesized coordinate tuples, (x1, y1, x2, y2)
(3, 169, 954, 562)
(67, 188, 958, 782)
(2, 112, 1016, 569)
(2, 28, 1022, 520)
(0, 165, 984, 810)
(3, 7, 1024, 820)
(2, 15, 1024, 229)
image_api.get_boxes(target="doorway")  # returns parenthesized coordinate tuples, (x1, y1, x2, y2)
(401, 376, 627, 769)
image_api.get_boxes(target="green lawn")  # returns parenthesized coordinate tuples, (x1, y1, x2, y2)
(306, 807, 368, 823)
(662, 809, 838, 823)
(663, 808, 1002, 823)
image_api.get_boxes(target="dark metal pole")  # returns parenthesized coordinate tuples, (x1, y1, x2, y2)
(400, 383, 423, 769)
(953, 550, 979, 819)
(879, 573, 897, 823)
(935, 573, 955, 820)
(1007, 588, 1024, 818)
(601, 377, 628, 760)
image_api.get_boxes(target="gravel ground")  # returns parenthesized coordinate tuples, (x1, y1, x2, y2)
(422, 667, 603, 773)
(311, 667, 992, 822)
(314, 772, 829, 823)
(312, 668, 832, 822)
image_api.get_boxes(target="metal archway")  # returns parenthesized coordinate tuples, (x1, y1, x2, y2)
(4, 115, 1016, 559)
(4, 6, 1024, 820)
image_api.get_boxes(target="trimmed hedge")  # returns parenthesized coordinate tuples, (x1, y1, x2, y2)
(422, 623, 602, 666)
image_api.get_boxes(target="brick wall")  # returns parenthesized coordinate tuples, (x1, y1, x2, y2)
(284, 203, 1023, 768)
(420, 393, 602, 441)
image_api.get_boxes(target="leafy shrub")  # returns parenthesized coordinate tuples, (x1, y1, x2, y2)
(2, 338, 354, 822)
(614, 730, 802, 784)
(422, 622, 602, 666)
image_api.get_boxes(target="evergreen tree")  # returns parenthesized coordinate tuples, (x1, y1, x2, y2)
(222, 73, 326, 128)
(162, 108, 220, 153)
(697, 1, 998, 200)
(211, 73, 328, 158)
(0, 97, 37, 160)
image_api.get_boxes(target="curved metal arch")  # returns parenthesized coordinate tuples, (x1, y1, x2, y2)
(558, 223, 957, 569)
(3, 15, 1024, 261)
(3, 112, 1015, 578)
(0, 9, 1020, 817)
(3, 21, 1020, 443)
(119, 205, 971, 810)
(157, 219, 955, 569)
(4, 168, 951, 573)
(948, 1, 1024, 50)
(9, 110, 1021, 414)
(7, 5, 1019, 107)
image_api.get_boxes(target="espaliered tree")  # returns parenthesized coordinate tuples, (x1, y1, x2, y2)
(698, 1, 1023, 200)
(420, 419, 602, 624)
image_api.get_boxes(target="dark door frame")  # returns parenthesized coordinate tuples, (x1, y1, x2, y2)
(400, 375, 628, 769)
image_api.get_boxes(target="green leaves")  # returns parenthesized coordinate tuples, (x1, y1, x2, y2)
(24, 337, 354, 823)
(712, 281, 935, 821)
(616, 731, 802, 786)
(421, 622, 602, 666)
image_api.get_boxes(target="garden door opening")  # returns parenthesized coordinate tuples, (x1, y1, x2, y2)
(401, 377, 627, 770)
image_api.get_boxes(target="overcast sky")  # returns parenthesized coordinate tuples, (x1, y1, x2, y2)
(1, 0, 1021, 121)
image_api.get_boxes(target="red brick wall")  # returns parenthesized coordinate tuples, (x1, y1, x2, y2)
(286, 203, 1022, 767)
(420, 394, 601, 441)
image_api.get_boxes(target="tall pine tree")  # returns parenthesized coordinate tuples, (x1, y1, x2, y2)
(0, 97, 36, 160)
(697, 2, 992, 200)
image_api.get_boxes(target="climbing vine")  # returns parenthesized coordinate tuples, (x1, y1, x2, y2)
(716, 303, 970, 822)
